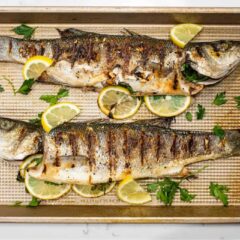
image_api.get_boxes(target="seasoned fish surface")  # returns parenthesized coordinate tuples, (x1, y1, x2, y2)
(29, 120, 240, 184)
(0, 117, 42, 161)
(0, 29, 239, 95)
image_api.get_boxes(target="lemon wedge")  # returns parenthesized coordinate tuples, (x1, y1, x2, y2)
(170, 23, 203, 48)
(117, 175, 151, 205)
(41, 102, 80, 132)
(23, 56, 54, 80)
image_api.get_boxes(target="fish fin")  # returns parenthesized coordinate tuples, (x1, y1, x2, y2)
(122, 28, 141, 36)
(57, 28, 97, 38)
(134, 117, 174, 128)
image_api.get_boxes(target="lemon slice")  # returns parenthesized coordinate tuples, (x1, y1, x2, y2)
(23, 56, 54, 80)
(170, 23, 203, 48)
(41, 102, 80, 132)
(73, 182, 116, 198)
(144, 95, 191, 117)
(117, 175, 151, 205)
(19, 154, 43, 178)
(25, 172, 71, 200)
(98, 86, 141, 119)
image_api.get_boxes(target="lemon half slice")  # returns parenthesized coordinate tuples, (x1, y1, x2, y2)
(23, 56, 54, 80)
(19, 154, 43, 179)
(144, 95, 191, 117)
(117, 175, 151, 205)
(73, 182, 116, 198)
(41, 102, 80, 132)
(170, 23, 203, 48)
(25, 173, 71, 200)
(98, 86, 141, 120)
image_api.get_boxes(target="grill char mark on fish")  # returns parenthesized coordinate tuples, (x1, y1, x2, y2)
(24, 119, 240, 185)
(0, 29, 239, 95)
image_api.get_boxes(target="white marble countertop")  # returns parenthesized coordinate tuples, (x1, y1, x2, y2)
(0, 1, 240, 240)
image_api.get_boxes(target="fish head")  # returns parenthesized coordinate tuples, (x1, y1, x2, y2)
(0, 117, 17, 135)
(186, 41, 240, 85)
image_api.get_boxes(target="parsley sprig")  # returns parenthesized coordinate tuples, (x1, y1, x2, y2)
(147, 166, 207, 206)
(17, 79, 35, 95)
(234, 96, 240, 109)
(182, 63, 208, 83)
(12, 24, 36, 40)
(28, 112, 43, 126)
(196, 104, 205, 120)
(213, 92, 227, 106)
(213, 124, 225, 140)
(40, 88, 69, 105)
(0, 84, 4, 93)
(209, 182, 229, 206)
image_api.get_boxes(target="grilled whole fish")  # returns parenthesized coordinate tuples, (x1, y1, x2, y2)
(27, 120, 240, 185)
(0, 28, 239, 95)
(0, 117, 42, 161)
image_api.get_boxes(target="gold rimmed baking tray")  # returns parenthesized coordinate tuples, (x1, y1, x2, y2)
(0, 7, 240, 223)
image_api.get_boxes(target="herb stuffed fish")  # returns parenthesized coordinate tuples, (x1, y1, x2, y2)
(0, 28, 239, 95)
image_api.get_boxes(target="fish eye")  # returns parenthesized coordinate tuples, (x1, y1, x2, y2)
(0, 119, 15, 131)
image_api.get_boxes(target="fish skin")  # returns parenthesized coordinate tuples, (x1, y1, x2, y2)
(28, 120, 240, 185)
(0, 117, 42, 161)
(1, 29, 239, 95)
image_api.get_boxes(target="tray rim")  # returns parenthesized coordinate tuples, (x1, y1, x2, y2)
(0, 6, 240, 224)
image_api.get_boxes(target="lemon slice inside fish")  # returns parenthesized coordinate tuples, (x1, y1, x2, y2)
(170, 23, 203, 48)
(19, 154, 43, 178)
(72, 182, 116, 198)
(41, 102, 80, 132)
(117, 175, 151, 205)
(98, 86, 141, 119)
(23, 56, 54, 80)
(25, 172, 71, 200)
(144, 95, 191, 117)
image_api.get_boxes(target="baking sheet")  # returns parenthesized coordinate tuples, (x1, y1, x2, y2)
(0, 23, 240, 208)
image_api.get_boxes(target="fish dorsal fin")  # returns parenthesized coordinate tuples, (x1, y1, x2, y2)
(133, 118, 174, 128)
(57, 28, 98, 38)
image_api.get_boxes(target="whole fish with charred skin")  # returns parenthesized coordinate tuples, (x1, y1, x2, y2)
(29, 121, 240, 184)
(0, 28, 239, 95)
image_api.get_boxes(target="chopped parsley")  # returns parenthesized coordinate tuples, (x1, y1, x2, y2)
(185, 112, 192, 122)
(209, 182, 229, 207)
(12, 24, 36, 40)
(213, 92, 227, 106)
(17, 79, 35, 95)
(213, 124, 225, 140)
(27, 196, 41, 208)
(182, 63, 208, 83)
(196, 104, 205, 120)
(234, 96, 240, 109)
(0, 84, 4, 93)
(28, 112, 43, 126)
(40, 88, 69, 105)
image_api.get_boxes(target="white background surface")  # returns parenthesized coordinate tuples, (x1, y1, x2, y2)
(0, 1, 240, 240)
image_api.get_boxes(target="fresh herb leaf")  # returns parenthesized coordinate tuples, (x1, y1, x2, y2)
(147, 182, 159, 192)
(28, 112, 43, 126)
(118, 82, 135, 94)
(196, 104, 205, 120)
(156, 178, 179, 206)
(182, 63, 208, 83)
(17, 79, 35, 95)
(44, 181, 63, 186)
(213, 124, 225, 140)
(12, 201, 23, 207)
(147, 166, 207, 206)
(234, 96, 240, 109)
(185, 112, 192, 122)
(209, 182, 229, 207)
(180, 188, 196, 202)
(2, 76, 16, 95)
(27, 196, 41, 208)
(16, 171, 24, 183)
(40, 88, 69, 105)
(0, 84, 4, 93)
(213, 92, 227, 106)
(12, 24, 36, 40)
